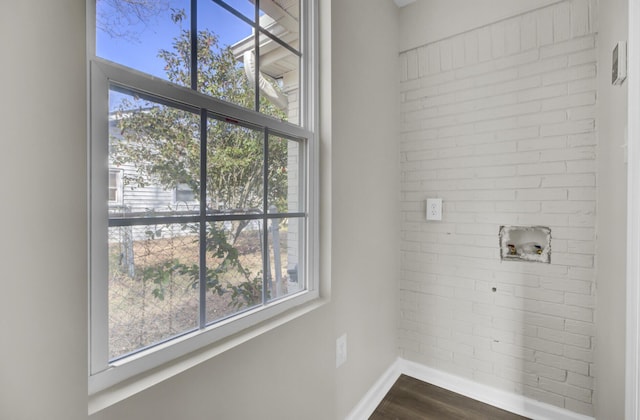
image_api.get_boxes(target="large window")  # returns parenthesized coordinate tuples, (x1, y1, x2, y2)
(89, 0, 317, 393)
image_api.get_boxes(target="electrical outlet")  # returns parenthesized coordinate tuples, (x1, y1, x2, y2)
(426, 198, 442, 221)
(336, 334, 347, 368)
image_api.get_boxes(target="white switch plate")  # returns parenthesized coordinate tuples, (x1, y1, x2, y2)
(612, 41, 627, 85)
(426, 198, 442, 221)
(336, 334, 347, 368)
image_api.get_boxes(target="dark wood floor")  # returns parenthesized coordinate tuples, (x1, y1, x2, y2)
(369, 375, 530, 420)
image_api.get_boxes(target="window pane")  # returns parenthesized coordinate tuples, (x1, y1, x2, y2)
(109, 87, 201, 218)
(205, 221, 263, 324)
(96, 0, 191, 87)
(207, 118, 263, 215)
(198, 0, 256, 109)
(108, 223, 200, 360)
(268, 134, 303, 212)
(267, 217, 304, 302)
(258, 43, 300, 124)
(96, 1, 304, 124)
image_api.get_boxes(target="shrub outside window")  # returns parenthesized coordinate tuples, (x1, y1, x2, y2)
(89, 0, 317, 393)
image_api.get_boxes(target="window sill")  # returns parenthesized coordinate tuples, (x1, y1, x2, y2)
(88, 297, 328, 415)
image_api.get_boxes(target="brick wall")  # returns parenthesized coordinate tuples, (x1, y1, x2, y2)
(398, 0, 597, 416)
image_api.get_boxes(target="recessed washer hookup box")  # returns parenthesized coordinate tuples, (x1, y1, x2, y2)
(499, 226, 551, 264)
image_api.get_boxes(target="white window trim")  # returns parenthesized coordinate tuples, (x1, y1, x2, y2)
(627, 0, 640, 418)
(88, 0, 320, 407)
(88, 299, 327, 414)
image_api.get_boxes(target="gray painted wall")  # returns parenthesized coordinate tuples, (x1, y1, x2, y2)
(0, 2, 88, 419)
(331, 1, 401, 417)
(595, 0, 628, 418)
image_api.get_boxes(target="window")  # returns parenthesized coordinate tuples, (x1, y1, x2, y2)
(175, 183, 196, 203)
(89, 0, 317, 393)
(108, 169, 122, 204)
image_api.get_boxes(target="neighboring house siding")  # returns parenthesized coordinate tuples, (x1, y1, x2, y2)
(399, 0, 597, 416)
(109, 163, 196, 213)
(108, 161, 198, 247)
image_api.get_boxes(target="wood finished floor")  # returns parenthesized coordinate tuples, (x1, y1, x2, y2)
(369, 375, 530, 420)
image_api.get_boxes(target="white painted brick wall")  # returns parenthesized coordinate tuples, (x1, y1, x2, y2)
(399, 1, 597, 416)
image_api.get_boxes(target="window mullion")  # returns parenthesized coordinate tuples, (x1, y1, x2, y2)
(190, 0, 198, 91)
(199, 109, 208, 328)
(262, 127, 269, 304)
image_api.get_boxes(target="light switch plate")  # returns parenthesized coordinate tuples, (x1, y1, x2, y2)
(426, 198, 442, 221)
(612, 41, 627, 86)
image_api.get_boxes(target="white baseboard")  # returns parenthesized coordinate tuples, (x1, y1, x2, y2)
(344, 360, 402, 420)
(346, 357, 595, 420)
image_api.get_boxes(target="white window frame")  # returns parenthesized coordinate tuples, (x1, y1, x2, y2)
(88, 0, 319, 395)
(628, 0, 640, 418)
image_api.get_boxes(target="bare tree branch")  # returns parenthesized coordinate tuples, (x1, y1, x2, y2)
(97, 0, 170, 40)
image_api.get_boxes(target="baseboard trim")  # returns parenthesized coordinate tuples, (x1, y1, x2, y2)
(344, 360, 402, 420)
(346, 357, 595, 420)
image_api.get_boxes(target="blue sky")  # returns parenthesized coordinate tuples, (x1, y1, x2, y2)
(97, 0, 259, 79)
